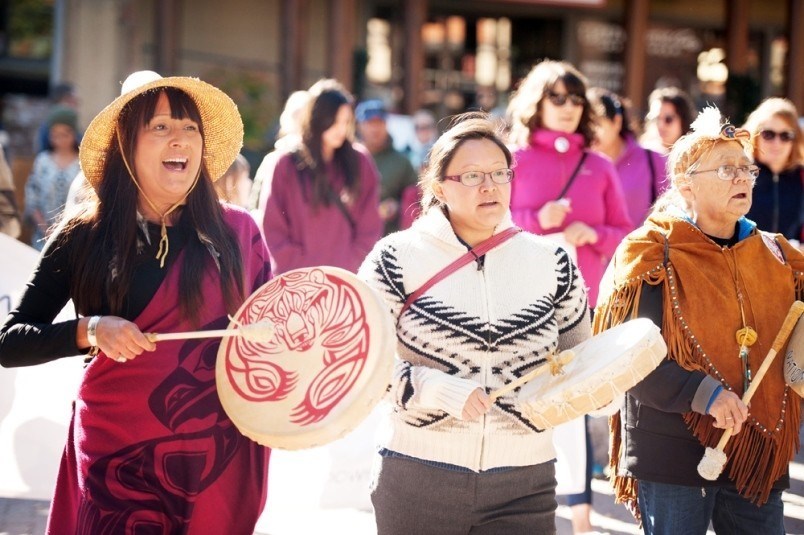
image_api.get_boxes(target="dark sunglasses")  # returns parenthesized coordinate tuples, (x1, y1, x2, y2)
(759, 129, 796, 143)
(546, 92, 585, 107)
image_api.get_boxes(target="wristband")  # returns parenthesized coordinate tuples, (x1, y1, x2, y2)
(87, 316, 101, 348)
(705, 385, 723, 414)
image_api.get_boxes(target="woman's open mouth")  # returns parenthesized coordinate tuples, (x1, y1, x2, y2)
(163, 158, 188, 171)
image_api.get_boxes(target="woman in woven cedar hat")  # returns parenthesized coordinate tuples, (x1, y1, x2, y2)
(0, 71, 272, 533)
(595, 106, 804, 534)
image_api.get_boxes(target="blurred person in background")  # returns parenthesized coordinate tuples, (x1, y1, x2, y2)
(0, 148, 21, 238)
(214, 153, 251, 208)
(641, 87, 697, 155)
(356, 99, 418, 235)
(741, 98, 803, 243)
(507, 59, 632, 535)
(588, 87, 668, 225)
(406, 108, 439, 172)
(258, 79, 382, 274)
(250, 90, 310, 211)
(35, 82, 81, 154)
(24, 106, 81, 249)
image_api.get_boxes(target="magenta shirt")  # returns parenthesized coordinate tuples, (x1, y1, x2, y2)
(259, 145, 383, 274)
(606, 134, 668, 226)
(510, 130, 633, 306)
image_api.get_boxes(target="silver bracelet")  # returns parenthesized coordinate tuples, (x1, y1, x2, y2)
(87, 316, 101, 348)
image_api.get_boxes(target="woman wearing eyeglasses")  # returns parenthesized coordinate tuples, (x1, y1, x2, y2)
(507, 60, 632, 534)
(595, 106, 804, 534)
(742, 98, 804, 242)
(359, 113, 592, 534)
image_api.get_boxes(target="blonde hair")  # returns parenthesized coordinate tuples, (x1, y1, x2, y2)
(653, 106, 753, 214)
(742, 97, 804, 169)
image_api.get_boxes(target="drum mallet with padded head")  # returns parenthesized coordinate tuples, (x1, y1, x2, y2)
(697, 300, 804, 480)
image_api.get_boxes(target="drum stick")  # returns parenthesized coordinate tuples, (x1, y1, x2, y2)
(146, 319, 276, 343)
(489, 350, 575, 402)
(698, 300, 804, 480)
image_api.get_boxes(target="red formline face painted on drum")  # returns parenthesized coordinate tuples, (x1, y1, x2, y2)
(217, 267, 394, 449)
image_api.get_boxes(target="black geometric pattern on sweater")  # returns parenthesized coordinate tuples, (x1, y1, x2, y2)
(399, 409, 450, 428)
(494, 398, 545, 433)
(409, 295, 560, 353)
(553, 246, 574, 302)
(397, 361, 415, 408)
(373, 244, 406, 305)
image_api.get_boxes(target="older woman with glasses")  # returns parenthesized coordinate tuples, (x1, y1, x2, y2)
(507, 59, 632, 534)
(742, 97, 804, 242)
(595, 106, 804, 534)
(359, 113, 591, 534)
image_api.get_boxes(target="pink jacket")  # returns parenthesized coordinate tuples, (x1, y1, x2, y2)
(259, 146, 383, 274)
(510, 130, 633, 306)
(607, 134, 668, 226)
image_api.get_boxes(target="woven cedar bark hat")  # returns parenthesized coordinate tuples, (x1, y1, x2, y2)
(79, 71, 243, 191)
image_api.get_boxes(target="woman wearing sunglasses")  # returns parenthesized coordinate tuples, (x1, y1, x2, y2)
(595, 106, 803, 534)
(742, 98, 804, 242)
(359, 113, 592, 534)
(506, 59, 632, 534)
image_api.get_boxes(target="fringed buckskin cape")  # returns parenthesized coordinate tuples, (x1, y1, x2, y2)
(594, 211, 804, 512)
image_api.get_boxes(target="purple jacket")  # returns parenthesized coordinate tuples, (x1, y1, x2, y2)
(607, 134, 668, 226)
(510, 130, 633, 306)
(258, 145, 383, 274)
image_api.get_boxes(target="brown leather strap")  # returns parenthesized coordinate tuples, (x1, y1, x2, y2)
(399, 226, 522, 318)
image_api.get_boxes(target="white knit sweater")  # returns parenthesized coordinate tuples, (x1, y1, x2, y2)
(358, 208, 591, 471)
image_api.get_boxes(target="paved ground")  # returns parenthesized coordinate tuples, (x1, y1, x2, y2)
(3, 434, 804, 535)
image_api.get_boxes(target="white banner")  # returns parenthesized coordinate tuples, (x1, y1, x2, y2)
(0, 234, 83, 500)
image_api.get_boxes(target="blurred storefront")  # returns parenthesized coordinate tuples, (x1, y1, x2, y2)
(0, 0, 801, 169)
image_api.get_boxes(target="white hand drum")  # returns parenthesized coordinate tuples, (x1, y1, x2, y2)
(216, 267, 395, 449)
(517, 318, 666, 430)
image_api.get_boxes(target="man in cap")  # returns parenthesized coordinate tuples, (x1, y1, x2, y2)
(356, 99, 418, 235)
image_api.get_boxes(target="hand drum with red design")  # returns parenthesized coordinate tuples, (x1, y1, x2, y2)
(216, 266, 395, 449)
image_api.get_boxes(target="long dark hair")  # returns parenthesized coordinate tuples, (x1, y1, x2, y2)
(63, 87, 245, 324)
(295, 79, 360, 207)
(507, 60, 596, 147)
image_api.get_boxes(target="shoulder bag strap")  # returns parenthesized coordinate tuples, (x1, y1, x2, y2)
(555, 152, 588, 200)
(399, 226, 522, 318)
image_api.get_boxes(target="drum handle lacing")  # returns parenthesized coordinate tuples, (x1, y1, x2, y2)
(489, 350, 575, 402)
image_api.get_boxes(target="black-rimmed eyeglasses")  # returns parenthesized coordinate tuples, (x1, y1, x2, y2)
(442, 168, 514, 187)
(687, 164, 760, 181)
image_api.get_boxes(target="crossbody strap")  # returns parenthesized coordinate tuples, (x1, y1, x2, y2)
(399, 226, 522, 318)
(555, 152, 588, 200)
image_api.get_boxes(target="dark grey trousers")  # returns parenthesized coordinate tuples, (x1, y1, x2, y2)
(371, 455, 557, 534)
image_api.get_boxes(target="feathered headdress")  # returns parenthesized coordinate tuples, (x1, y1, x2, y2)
(669, 106, 753, 180)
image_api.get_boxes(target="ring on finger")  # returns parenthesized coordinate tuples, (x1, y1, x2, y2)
(117, 354, 126, 363)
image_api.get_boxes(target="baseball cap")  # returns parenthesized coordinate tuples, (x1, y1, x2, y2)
(355, 99, 387, 122)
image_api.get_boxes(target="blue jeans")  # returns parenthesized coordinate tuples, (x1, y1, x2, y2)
(637, 480, 785, 535)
